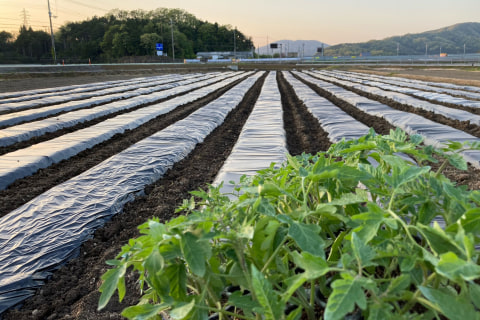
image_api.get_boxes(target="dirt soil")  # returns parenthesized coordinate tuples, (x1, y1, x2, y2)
(2, 66, 480, 319)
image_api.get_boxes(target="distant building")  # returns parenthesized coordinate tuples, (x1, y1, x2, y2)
(196, 51, 253, 60)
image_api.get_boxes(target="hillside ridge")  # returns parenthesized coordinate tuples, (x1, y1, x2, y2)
(325, 22, 480, 56)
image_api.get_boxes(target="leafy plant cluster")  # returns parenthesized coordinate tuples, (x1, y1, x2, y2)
(99, 129, 480, 320)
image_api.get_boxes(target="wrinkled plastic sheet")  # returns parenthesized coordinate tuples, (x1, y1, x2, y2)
(0, 71, 250, 190)
(0, 72, 263, 315)
(0, 72, 235, 147)
(283, 71, 370, 142)
(312, 71, 480, 125)
(0, 75, 177, 106)
(0, 73, 203, 127)
(0, 73, 216, 114)
(317, 70, 480, 108)
(0, 76, 155, 101)
(213, 72, 287, 195)
(0, 74, 192, 108)
(0, 73, 212, 113)
(297, 71, 480, 169)
(336, 70, 480, 97)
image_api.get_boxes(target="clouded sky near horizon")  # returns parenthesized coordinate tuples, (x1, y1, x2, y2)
(1, 0, 479, 46)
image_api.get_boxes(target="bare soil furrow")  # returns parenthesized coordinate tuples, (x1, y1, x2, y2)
(278, 71, 332, 155)
(293, 72, 396, 135)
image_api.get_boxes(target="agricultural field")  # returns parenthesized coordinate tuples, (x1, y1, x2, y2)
(1, 66, 480, 319)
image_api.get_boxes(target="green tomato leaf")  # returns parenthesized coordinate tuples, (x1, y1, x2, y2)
(420, 286, 479, 320)
(286, 306, 303, 320)
(289, 221, 325, 257)
(291, 251, 330, 279)
(447, 152, 468, 170)
(461, 208, 480, 233)
(324, 273, 367, 320)
(352, 203, 387, 242)
(308, 168, 339, 181)
(282, 273, 308, 303)
(339, 141, 377, 153)
(386, 274, 411, 295)
(444, 140, 464, 151)
(409, 134, 424, 145)
(251, 265, 284, 319)
(414, 223, 465, 258)
(144, 247, 164, 275)
(351, 232, 376, 268)
(399, 256, 416, 272)
(228, 291, 261, 314)
(259, 183, 284, 197)
(181, 232, 211, 277)
(257, 198, 276, 216)
(367, 300, 394, 320)
(147, 219, 167, 241)
(121, 303, 170, 320)
(469, 282, 480, 309)
(436, 252, 480, 282)
(227, 262, 250, 289)
(98, 263, 127, 310)
(252, 217, 281, 264)
(299, 166, 309, 177)
(283, 252, 329, 303)
(386, 164, 430, 188)
(446, 180, 468, 199)
(165, 263, 187, 301)
(327, 231, 346, 262)
(418, 201, 438, 225)
(328, 193, 367, 206)
(169, 299, 195, 320)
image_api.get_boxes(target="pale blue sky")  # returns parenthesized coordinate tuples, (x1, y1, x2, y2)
(1, 0, 479, 46)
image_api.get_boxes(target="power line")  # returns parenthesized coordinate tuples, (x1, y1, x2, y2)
(62, 0, 109, 12)
(0, 23, 47, 27)
(0, 17, 23, 21)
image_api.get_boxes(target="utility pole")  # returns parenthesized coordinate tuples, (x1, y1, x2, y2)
(47, 0, 56, 64)
(233, 27, 236, 61)
(170, 18, 175, 62)
(397, 42, 399, 56)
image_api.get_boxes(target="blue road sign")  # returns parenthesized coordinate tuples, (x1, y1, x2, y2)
(156, 43, 163, 51)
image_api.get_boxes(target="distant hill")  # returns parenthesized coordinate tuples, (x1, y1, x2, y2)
(325, 22, 480, 56)
(256, 40, 329, 56)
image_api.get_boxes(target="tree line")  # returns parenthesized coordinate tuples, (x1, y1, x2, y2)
(0, 8, 254, 64)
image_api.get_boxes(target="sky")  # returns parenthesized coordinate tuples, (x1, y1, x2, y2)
(1, 0, 479, 47)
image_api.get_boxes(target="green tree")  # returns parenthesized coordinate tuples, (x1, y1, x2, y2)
(140, 33, 161, 56)
(14, 26, 51, 59)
